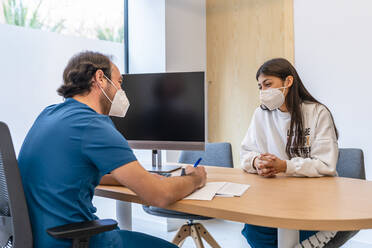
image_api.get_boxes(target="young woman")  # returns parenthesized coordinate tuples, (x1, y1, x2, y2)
(240, 58, 339, 248)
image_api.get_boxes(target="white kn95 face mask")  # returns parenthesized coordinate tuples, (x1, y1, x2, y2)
(259, 86, 287, 110)
(98, 75, 130, 117)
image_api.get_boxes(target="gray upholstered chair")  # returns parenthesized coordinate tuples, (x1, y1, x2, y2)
(336, 148, 365, 179)
(322, 148, 365, 248)
(0, 122, 118, 248)
(143, 142, 233, 248)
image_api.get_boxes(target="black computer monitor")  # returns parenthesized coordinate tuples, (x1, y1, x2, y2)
(110, 71, 206, 172)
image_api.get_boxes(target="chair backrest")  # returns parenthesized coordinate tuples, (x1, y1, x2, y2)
(336, 148, 365, 180)
(178, 142, 233, 168)
(323, 149, 365, 247)
(0, 122, 33, 247)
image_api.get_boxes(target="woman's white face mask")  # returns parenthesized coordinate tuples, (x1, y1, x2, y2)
(259, 86, 287, 110)
(98, 75, 130, 117)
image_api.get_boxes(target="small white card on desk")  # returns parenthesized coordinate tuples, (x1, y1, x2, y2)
(216, 182, 250, 197)
(184, 182, 250, 201)
(184, 182, 225, 201)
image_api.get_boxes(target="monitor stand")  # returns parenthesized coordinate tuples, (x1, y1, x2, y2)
(144, 150, 181, 173)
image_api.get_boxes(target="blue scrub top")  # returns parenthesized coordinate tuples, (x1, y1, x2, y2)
(18, 98, 137, 248)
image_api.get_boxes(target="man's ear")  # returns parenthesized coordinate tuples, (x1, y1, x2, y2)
(93, 69, 104, 84)
(285, 75, 294, 88)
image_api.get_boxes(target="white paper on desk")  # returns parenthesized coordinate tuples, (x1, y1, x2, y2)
(215, 194, 234, 198)
(216, 182, 250, 197)
(184, 182, 226, 200)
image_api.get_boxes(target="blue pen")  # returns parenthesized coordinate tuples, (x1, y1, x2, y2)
(181, 158, 202, 176)
(193, 158, 202, 167)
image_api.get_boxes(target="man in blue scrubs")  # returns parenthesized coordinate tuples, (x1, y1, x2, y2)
(18, 51, 207, 248)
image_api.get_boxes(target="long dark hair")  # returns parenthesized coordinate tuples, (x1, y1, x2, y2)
(256, 58, 338, 158)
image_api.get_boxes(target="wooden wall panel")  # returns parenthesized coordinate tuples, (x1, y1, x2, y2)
(207, 0, 294, 167)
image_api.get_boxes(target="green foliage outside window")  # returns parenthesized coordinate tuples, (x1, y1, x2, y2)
(2, 0, 124, 43)
(96, 25, 124, 43)
(2, 0, 65, 33)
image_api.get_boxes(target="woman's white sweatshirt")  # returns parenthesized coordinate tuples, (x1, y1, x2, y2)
(241, 102, 338, 177)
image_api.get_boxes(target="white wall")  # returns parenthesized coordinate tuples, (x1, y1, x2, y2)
(128, 0, 166, 74)
(129, 0, 206, 74)
(165, 0, 206, 72)
(0, 24, 124, 153)
(165, 0, 207, 163)
(294, 1, 372, 244)
(128, 0, 207, 164)
(294, 0, 371, 179)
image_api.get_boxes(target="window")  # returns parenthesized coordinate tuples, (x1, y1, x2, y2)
(0, 0, 128, 151)
(1, 0, 125, 43)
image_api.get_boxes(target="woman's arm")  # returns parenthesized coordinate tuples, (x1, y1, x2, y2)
(285, 107, 338, 177)
(241, 113, 261, 173)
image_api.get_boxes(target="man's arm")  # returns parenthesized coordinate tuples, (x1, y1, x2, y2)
(100, 174, 121, 185)
(101, 161, 206, 208)
(100, 171, 166, 185)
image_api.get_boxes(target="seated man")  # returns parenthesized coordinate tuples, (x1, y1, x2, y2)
(18, 51, 206, 248)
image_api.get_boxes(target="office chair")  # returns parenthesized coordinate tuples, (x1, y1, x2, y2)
(0, 121, 117, 248)
(322, 148, 365, 248)
(143, 142, 234, 248)
(297, 148, 365, 248)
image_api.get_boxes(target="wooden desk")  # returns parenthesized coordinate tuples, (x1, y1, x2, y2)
(95, 166, 372, 247)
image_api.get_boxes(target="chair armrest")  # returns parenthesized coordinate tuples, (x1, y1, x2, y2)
(47, 219, 117, 240)
(142, 205, 212, 220)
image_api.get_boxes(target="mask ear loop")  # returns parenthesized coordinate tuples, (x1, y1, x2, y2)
(282, 86, 287, 96)
(282, 76, 293, 95)
(103, 74, 119, 91)
(281, 79, 290, 95)
(97, 81, 113, 103)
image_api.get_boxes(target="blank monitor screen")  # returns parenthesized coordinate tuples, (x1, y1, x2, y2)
(110, 72, 205, 150)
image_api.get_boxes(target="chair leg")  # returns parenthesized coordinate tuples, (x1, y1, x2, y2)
(195, 223, 221, 248)
(178, 238, 187, 248)
(190, 225, 205, 248)
(172, 224, 191, 247)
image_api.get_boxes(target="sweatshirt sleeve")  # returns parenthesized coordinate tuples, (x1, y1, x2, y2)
(240, 111, 261, 173)
(285, 107, 338, 177)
